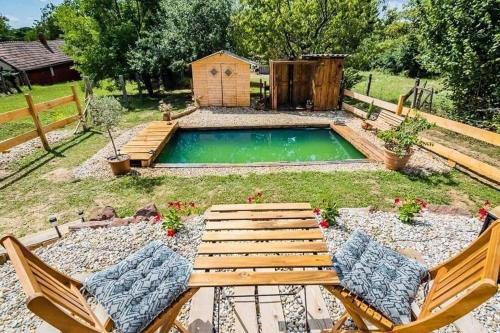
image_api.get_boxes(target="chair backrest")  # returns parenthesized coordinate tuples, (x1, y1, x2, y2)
(1, 234, 106, 333)
(394, 220, 500, 333)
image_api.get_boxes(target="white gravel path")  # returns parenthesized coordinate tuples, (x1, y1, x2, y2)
(0, 210, 497, 332)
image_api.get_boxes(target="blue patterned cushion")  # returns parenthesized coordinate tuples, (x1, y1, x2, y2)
(333, 230, 427, 324)
(83, 240, 192, 333)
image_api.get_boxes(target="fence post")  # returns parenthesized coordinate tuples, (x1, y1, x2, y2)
(366, 73, 372, 96)
(71, 85, 87, 131)
(411, 78, 420, 108)
(22, 71, 32, 90)
(25, 93, 50, 151)
(396, 95, 404, 115)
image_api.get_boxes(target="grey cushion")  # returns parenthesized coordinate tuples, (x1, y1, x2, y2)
(84, 240, 192, 333)
(333, 230, 427, 325)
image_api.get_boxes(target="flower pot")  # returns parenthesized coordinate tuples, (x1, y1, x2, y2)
(383, 148, 413, 171)
(107, 154, 131, 176)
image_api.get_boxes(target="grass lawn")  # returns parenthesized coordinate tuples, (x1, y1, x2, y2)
(1, 77, 498, 238)
(0, 80, 191, 141)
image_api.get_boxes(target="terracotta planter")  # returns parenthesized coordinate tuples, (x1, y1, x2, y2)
(107, 154, 131, 176)
(383, 148, 413, 171)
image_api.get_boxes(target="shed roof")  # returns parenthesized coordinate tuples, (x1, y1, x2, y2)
(0, 40, 73, 71)
(301, 54, 348, 59)
(191, 50, 256, 66)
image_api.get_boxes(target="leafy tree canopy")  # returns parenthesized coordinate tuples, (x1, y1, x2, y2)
(409, 0, 499, 127)
(231, 0, 379, 61)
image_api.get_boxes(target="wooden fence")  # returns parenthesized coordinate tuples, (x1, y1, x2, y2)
(343, 89, 500, 184)
(0, 86, 84, 152)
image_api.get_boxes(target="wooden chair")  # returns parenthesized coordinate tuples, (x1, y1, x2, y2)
(366, 110, 405, 131)
(323, 220, 500, 333)
(0, 234, 198, 333)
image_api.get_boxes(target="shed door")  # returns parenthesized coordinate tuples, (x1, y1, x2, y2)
(206, 64, 223, 106)
(221, 63, 237, 106)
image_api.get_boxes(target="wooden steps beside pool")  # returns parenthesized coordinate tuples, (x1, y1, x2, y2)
(330, 123, 384, 162)
(122, 120, 178, 167)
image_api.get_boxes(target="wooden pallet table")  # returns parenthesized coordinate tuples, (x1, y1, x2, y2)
(121, 120, 178, 167)
(187, 203, 339, 333)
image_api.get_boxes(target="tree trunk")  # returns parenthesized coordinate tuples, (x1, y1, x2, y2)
(107, 128, 120, 159)
(142, 73, 154, 97)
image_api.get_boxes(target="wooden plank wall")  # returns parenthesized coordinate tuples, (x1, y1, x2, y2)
(0, 86, 83, 152)
(270, 58, 344, 110)
(192, 53, 250, 107)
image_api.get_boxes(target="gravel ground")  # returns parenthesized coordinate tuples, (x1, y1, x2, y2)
(73, 124, 148, 179)
(0, 129, 73, 168)
(74, 107, 449, 179)
(0, 209, 497, 332)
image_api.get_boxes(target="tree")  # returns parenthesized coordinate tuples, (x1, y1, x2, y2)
(55, 0, 163, 94)
(410, 0, 499, 128)
(128, 0, 235, 88)
(231, 0, 379, 61)
(0, 15, 10, 41)
(27, 4, 64, 40)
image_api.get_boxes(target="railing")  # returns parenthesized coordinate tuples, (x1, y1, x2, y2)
(0, 86, 84, 152)
(342, 89, 500, 184)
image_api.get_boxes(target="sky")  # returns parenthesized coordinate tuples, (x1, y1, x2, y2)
(2, 0, 407, 29)
(1, 0, 64, 28)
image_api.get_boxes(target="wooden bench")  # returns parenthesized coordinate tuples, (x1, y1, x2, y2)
(366, 110, 405, 131)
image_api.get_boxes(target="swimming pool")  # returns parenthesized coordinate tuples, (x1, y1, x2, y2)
(156, 127, 366, 164)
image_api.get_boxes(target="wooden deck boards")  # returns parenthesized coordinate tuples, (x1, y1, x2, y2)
(330, 123, 384, 162)
(122, 121, 178, 166)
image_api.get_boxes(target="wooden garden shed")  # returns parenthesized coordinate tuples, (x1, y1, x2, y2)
(270, 54, 347, 110)
(191, 50, 255, 107)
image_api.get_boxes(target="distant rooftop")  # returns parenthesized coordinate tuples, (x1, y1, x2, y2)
(0, 40, 72, 72)
(301, 54, 349, 59)
(191, 50, 257, 66)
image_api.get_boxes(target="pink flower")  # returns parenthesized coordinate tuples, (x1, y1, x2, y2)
(153, 213, 161, 223)
(167, 229, 176, 237)
(478, 207, 488, 221)
(247, 196, 254, 203)
(394, 198, 402, 206)
(313, 208, 321, 215)
(319, 219, 329, 228)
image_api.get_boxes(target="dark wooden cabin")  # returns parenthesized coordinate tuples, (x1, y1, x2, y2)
(0, 35, 79, 86)
(269, 54, 347, 111)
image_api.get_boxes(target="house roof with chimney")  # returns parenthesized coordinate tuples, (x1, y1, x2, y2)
(0, 39, 73, 72)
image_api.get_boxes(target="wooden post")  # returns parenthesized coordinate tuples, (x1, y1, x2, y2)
(365, 73, 372, 96)
(259, 78, 263, 100)
(396, 95, 404, 115)
(118, 75, 128, 106)
(411, 78, 420, 108)
(83, 76, 93, 100)
(0, 72, 7, 93)
(71, 85, 87, 131)
(22, 71, 32, 90)
(25, 94, 50, 151)
(429, 87, 434, 113)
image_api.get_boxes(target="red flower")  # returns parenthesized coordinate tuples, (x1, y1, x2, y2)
(167, 229, 176, 237)
(478, 207, 488, 221)
(319, 219, 329, 228)
(394, 198, 402, 206)
(313, 208, 321, 215)
(256, 192, 263, 198)
(415, 198, 428, 209)
(247, 196, 254, 203)
(153, 213, 161, 223)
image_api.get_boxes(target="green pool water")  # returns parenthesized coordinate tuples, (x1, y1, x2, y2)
(156, 128, 366, 164)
